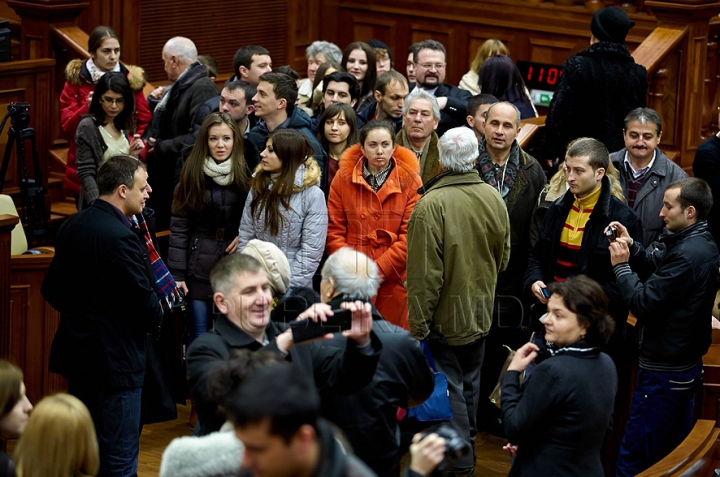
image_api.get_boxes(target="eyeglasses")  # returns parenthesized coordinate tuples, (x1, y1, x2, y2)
(418, 63, 446, 71)
(100, 96, 125, 105)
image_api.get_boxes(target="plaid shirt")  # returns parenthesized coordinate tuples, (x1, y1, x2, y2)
(363, 160, 394, 192)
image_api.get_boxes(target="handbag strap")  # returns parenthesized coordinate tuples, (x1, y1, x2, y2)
(421, 340, 437, 372)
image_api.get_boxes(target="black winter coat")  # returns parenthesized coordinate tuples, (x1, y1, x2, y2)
(480, 146, 547, 321)
(168, 177, 248, 300)
(525, 176, 643, 329)
(543, 42, 648, 161)
(501, 347, 617, 477)
(321, 296, 434, 474)
(43, 199, 163, 387)
(616, 221, 718, 368)
(144, 62, 219, 229)
(186, 314, 382, 436)
(409, 83, 472, 137)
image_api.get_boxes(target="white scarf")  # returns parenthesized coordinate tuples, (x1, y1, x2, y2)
(86, 58, 121, 83)
(204, 157, 233, 186)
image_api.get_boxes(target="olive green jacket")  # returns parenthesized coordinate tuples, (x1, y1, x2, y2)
(407, 170, 511, 346)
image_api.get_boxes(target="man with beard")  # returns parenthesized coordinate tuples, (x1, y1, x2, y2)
(610, 107, 687, 247)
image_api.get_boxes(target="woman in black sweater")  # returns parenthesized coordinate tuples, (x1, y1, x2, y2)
(501, 275, 618, 477)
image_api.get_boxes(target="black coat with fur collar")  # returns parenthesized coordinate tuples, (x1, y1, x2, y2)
(543, 42, 648, 161)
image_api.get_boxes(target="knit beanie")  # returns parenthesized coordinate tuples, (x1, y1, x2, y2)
(367, 39, 393, 64)
(590, 6, 635, 44)
(240, 240, 291, 296)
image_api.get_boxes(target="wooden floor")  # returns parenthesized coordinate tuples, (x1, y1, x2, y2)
(137, 402, 512, 477)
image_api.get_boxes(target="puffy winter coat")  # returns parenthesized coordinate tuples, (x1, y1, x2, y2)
(168, 176, 248, 301)
(326, 144, 422, 329)
(60, 59, 151, 195)
(238, 158, 327, 288)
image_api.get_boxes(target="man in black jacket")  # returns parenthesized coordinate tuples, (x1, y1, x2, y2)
(319, 248, 434, 477)
(409, 40, 471, 137)
(186, 253, 382, 436)
(42, 156, 163, 477)
(474, 102, 546, 432)
(228, 363, 377, 477)
(525, 137, 643, 333)
(609, 178, 718, 476)
(144, 36, 219, 230)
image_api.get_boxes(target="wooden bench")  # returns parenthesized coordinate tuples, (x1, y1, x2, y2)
(637, 420, 720, 476)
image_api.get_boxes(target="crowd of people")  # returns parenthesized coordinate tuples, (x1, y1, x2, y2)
(5, 4, 718, 477)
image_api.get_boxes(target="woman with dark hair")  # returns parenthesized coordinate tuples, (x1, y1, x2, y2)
(0, 360, 33, 477)
(169, 112, 251, 340)
(75, 72, 144, 210)
(316, 103, 359, 189)
(311, 61, 342, 111)
(500, 275, 617, 477)
(326, 120, 422, 329)
(342, 42, 377, 110)
(238, 129, 328, 289)
(477, 54, 537, 120)
(61, 26, 151, 201)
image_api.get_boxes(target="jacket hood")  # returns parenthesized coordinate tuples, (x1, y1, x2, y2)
(338, 144, 420, 183)
(65, 59, 146, 92)
(253, 157, 321, 191)
(287, 107, 313, 130)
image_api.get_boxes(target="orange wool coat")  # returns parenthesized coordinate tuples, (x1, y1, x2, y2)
(326, 144, 423, 329)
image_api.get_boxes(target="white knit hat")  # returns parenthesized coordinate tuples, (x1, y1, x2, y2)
(240, 239, 291, 295)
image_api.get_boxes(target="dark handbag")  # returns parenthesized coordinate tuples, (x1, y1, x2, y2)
(406, 341, 453, 422)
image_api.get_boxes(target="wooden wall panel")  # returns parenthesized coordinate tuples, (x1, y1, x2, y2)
(138, 0, 289, 84)
(331, 0, 658, 88)
(9, 254, 66, 404)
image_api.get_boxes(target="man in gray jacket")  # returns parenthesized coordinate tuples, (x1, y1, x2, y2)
(610, 107, 688, 246)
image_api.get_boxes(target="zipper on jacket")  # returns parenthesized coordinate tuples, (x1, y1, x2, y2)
(638, 323, 644, 350)
(191, 237, 198, 251)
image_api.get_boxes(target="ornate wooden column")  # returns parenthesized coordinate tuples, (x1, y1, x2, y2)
(7, 0, 87, 60)
(645, 0, 720, 170)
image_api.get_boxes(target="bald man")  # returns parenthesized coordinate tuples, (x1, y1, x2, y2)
(144, 36, 219, 229)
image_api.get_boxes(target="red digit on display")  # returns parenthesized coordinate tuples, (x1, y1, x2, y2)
(547, 68, 558, 85)
(527, 66, 533, 82)
(538, 67, 544, 82)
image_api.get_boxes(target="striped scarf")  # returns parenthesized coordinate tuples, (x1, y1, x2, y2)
(132, 213, 182, 313)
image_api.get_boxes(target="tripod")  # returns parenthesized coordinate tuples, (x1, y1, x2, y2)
(0, 102, 49, 245)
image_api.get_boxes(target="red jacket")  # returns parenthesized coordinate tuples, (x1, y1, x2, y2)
(60, 59, 152, 195)
(327, 144, 422, 329)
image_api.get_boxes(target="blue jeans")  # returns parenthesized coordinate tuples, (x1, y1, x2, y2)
(69, 381, 142, 477)
(616, 362, 702, 477)
(189, 299, 214, 342)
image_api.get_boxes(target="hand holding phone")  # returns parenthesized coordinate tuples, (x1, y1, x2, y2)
(290, 309, 352, 343)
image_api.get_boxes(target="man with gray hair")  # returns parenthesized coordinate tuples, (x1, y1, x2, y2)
(410, 39, 472, 136)
(407, 127, 510, 476)
(320, 247, 434, 477)
(610, 107, 688, 247)
(396, 89, 442, 183)
(474, 101, 546, 433)
(299, 41, 343, 115)
(144, 36, 219, 229)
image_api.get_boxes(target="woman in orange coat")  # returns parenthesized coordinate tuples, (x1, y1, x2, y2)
(326, 120, 422, 329)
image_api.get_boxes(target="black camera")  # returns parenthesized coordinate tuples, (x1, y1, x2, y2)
(419, 423, 472, 472)
(605, 225, 618, 242)
(7, 102, 31, 129)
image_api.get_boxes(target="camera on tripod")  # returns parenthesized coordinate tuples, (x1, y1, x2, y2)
(7, 102, 31, 128)
(0, 101, 48, 244)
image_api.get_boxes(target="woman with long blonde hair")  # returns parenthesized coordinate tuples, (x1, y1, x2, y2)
(14, 393, 99, 477)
